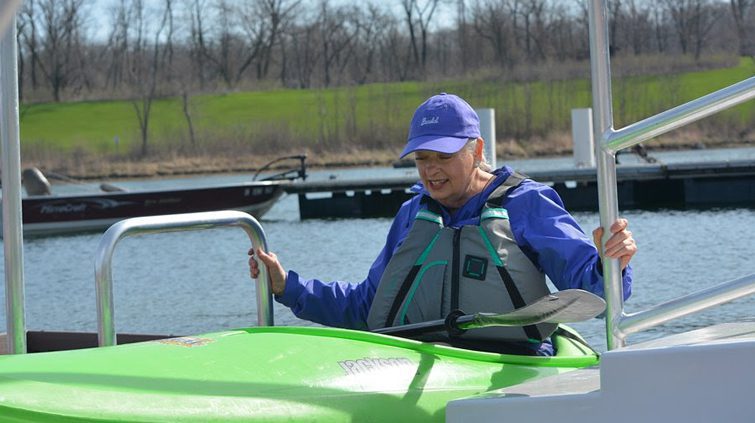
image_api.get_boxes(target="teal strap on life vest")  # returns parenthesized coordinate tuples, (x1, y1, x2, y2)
(415, 209, 443, 226)
(481, 207, 509, 221)
(397, 260, 447, 324)
(478, 226, 504, 267)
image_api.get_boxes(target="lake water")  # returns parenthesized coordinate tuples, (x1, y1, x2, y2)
(2, 147, 754, 352)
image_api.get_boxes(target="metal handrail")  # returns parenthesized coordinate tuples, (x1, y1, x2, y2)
(0, 10, 26, 355)
(606, 77, 755, 154)
(588, 0, 755, 349)
(619, 274, 755, 338)
(94, 210, 273, 347)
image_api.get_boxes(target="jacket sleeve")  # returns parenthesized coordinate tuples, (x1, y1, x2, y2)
(274, 198, 418, 329)
(505, 181, 632, 301)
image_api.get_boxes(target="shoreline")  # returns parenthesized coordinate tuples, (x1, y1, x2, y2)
(25, 139, 754, 183)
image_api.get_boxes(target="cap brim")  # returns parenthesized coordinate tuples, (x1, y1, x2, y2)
(400, 135, 469, 158)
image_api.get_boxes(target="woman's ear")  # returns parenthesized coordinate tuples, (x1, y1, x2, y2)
(475, 138, 485, 163)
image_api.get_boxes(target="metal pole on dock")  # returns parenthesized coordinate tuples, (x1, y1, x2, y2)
(477, 108, 497, 170)
(571, 108, 595, 168)
(588, 0, 625, 350)
(0, 9, 27, 354)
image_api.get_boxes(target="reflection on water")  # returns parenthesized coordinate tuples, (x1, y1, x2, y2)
(1, 148, 754, 351)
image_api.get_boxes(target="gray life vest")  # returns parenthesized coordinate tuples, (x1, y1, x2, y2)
(366, 173, 557, 343)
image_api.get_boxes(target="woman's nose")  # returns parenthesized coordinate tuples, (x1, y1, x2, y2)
(420, 158, 439, 172)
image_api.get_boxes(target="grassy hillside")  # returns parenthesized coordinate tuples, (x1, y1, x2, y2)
(18, 57, 754, 170)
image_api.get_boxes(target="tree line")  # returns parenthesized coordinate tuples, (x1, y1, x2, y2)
(13, 0, 754, 158)
(16, 0, 754, 103)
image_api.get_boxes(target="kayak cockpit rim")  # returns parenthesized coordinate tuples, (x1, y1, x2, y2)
(1, 0, 754, 357)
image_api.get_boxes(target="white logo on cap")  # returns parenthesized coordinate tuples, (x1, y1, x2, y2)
(420, 116, 439, 126)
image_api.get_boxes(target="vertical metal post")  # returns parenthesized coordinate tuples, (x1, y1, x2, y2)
(0, 14, 27, 354)
(0, 1, 22, 42)
(588, 0, 625, 349)
(571, 108, 595, 168)
(476, 108, 497, 170)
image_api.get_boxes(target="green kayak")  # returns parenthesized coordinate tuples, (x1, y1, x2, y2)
(0, 326, 597, 422)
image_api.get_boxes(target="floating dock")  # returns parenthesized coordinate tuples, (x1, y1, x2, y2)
(284, 159, 755, 219)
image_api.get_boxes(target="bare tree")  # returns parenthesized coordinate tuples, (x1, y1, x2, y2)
(573, 0, 592, 59)
(16, 6, 28, 101)
(257, 0, 301, 80)
(17, 0, 41, 100)
(181, 91, 197, 147)
(188, 0, 210, 88)
(348, 4, 390, 84)
(456, 0, 469, 73)
(548, 1, 579, 61)
(517, 0, 548, 61)
(651, 1, 670, 53)
(472, 0, 516, 67)
(35, 0, 89, 102)
(161, 0, 176, 80)
(400, 0, 440, 73)
(622, 0, 653, 55)
(130, 1, 171, 156)
(379, 16, 413, 81)
(665, 0, 722, 59)
(287, 14, 321, 88)
(318, 1, 359, 87)
(104, 0, 131, 91)
(729, 0, 754, 56)
(608, 0, 623, 55)
(11, 0, 752, 106)
(234, 3, 268, 84)
(202, 0, 240, 87)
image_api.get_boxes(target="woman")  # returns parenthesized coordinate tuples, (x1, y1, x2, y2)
(249, 93, 636, 355)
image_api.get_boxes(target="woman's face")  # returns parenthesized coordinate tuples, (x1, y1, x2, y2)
(414, 146, 479, 210)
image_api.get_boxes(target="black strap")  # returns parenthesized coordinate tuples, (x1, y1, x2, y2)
(496, 265, 543, 341)
(553, 326, 599, 356)
(420, 195, 444, 215)
(486, 171, 542, 340)
(385, 265, 422, 327)
(487, 171, 528, 208)
(450, 229, 461, 312)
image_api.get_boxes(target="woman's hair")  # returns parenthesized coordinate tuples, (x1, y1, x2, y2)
(466, 138, 492, 172)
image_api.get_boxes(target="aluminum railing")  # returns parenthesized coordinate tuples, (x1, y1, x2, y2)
(94, 210, 273, 347)
(0, 7, 26, 355)
(588, 0, 755, 350)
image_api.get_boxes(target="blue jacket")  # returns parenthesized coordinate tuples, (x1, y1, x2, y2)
(276, 166, 632, 351)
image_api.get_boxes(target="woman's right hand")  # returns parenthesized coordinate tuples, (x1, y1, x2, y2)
(248, 247, 287, 296)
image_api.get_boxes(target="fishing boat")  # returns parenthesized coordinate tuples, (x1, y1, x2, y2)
(4, 155, 307, 237)
(0, 0, 753, 422)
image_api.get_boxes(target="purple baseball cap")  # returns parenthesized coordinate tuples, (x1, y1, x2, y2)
(400, 93, 480, 158)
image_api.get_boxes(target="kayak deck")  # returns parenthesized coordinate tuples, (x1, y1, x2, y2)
(0, 326, 596, 422)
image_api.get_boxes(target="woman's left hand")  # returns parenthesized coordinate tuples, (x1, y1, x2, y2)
(592, 218, 637, 270)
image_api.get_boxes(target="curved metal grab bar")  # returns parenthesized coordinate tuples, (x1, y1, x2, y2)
(94, 210, 273, 347)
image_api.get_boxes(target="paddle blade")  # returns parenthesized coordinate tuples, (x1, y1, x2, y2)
(539, 289, 606, 323)
(469, 289, 606, 328)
